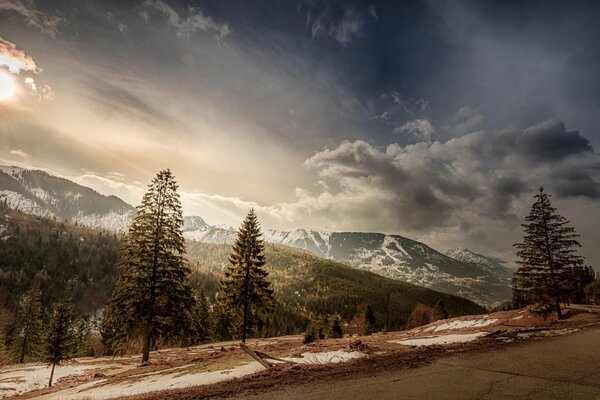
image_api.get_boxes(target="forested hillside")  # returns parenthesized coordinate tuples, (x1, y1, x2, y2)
(186, 242, 485, 332)
(0, 208, 484, 340)
(0, 208, 121, 314)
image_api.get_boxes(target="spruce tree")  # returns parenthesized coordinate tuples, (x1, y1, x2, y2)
(43, 293, 78, 387)
(188, 289, 213, 345)
(329, 317, 343, 339)
(103, 169, 195, 363)
(434, 299, 449, 320)
(513, 187, 584, 319)
(11, 282, 44, 363)
(365, 305, 376, 335)
(219, 209, 274, 343)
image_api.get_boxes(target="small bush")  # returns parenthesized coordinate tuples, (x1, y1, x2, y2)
(303, 330, 317, 344)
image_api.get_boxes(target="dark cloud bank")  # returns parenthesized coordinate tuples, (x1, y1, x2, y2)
(302, 120, 598, 234)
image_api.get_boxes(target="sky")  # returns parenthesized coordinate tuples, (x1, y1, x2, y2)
(0, 0, 599, 266)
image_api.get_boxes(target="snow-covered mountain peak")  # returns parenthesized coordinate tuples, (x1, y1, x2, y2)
(0, 165, 513, 308)
(0, 165, 26, 181)
(445, 248, 512, 278)
(183, 215, 211, 231)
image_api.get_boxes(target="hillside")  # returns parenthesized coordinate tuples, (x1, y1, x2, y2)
(0, 209, 483, 336)
(186, 227, 511, 308)
(0, 208, 121, 314)
(0, 165, 508, 308)
(186, 241, 485, 331)
(0, 166, 135, 232)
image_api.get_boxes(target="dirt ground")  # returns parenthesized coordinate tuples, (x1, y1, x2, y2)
(3, 305, 599, 400)
(223, 326, 600, 400)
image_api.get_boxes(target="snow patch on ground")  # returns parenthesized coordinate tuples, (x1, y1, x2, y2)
(14, 351, 363, 400)
(0, 363, 92, 398)
(284, 350, 363, 365)
(47, 362, 264, 400)
(389, 332, 487, 347)
(433, 318, 498, 332)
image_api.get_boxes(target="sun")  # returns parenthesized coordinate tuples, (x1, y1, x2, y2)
(0, 70, 16, 101)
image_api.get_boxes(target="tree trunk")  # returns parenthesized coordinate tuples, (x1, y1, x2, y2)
(141, 333, 151, 363)
(242, 258, 251, 344)
(19, 335, 26, 364)
(242, 287, 249, 343)
(556, 298, 562, 320)
(48, 362, 56, 387)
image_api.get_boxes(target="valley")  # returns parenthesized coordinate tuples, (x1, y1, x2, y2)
(0, 165, 512, 308)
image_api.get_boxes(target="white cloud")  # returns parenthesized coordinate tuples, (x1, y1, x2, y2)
(24, 76, 54, 101)
(308, 5, 365, 46)
(9, 149, 30, 159)
(396, 119, 435, 142)
(0, 1, 63, 39)
(0, 37, 40, 74)
(139, 0, 231, 42)
(368, 5, 378, 21)
(454, 105, 484, 135)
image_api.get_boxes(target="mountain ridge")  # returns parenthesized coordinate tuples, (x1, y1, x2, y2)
(0, 164, 513, 307)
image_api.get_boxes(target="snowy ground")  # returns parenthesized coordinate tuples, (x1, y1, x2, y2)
(432, 318, 498, 332)
(388, 332, 488, 347)
(1, 306, 595, 400)
(0, 350, 364, 400)
(0, 363, 92, 398)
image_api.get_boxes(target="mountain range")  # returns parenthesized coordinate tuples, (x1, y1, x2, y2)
(0, 165, 513, 308)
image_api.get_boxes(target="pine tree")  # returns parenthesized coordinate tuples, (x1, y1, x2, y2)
(11, 282, 44, 363)
(189, 289, 213, 344)
(102, 169, 195, 363)
(513, 187, 584, 319)
(434, 299, 449, 320)
(43, 293, 78, 387)
(365, 305, 376, 335)
(218, 209, 274, 343)
(329, 317, 343, 339)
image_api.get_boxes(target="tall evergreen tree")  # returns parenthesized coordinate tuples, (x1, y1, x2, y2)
(43, 293, 78, 387)
(102, 169, 195, 363)
(513, 187, 584, 319)
(219, 209, 274, 343)
(11, 282, 44, 363)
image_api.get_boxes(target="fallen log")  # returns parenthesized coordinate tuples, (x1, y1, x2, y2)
(240, 342, 276, 369)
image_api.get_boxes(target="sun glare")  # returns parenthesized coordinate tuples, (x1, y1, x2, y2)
(0, 70, 16, 101)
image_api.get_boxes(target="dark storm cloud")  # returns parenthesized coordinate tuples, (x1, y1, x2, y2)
(2, 0, 599, 265)
(516, 121, 592, 163)
(299, 120, 599, 233)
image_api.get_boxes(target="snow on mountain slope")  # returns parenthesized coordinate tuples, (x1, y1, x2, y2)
(0, 165, 135, 232)
(0, 166, 224, 234)
(183, 216, 212, 231)
(0, 165, 512, 308)
(185, 226, 513, 308)
(444, 248, 514, 277)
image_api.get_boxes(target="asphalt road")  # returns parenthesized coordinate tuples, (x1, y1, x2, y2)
(230, 327, 600, 400)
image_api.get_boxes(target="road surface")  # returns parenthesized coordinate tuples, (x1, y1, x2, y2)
(229, 327, 600, 400)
